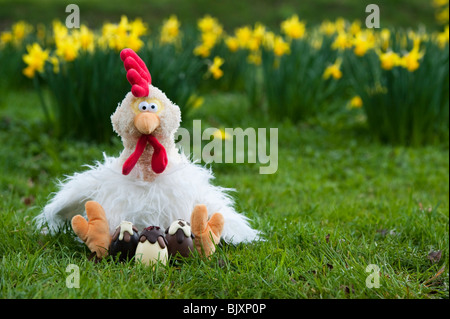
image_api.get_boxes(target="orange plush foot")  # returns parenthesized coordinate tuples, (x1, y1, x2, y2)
(190, 204, 224, 257)
(71, 201, 111, 260)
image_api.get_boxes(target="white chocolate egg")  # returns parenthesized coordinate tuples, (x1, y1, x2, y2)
(135, 241, 168, 266)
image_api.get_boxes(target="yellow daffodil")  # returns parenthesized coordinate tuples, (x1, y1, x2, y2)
(349, 95, 363, 109)
(201, 32, 220, 49)
(436, 25, 449, 48)
(97, 16, 145, 51)
(436, 7, 449, 24)
(235, 26, 253, 48)
(53, 20, 68, 39)
(130, 18, 148, 37)
(352, 31, 376, 56)
(281, 15, 306, 39)
(0, 31, 13, 45)
(399, 41, 425, 72)
(241, 24, 265, 52)
(198, 15, 222, 35)
(253, 23, 266, 43)
(433, 0, 448, 20)
(209, 56, 225, 79)
(323, 58, 343, 80)
(433, 0, 449, 24)
(0, 21, 32, 47)
(126, 34, 145, 52)
(198, 15, 216, 33)
(320, 20, 336, 36)
(349, 21, 361, 36)
(194, 16, 223, 57)
(12, 21, 33, 44)
(117, 15, 131, 36)
(106, 35, 123, 51)
(22, 43, 49, 78)
(101, 23, 116, 38)
(433, 0, 449, 7)
(55, 35, 80, 62)
(248, 37, 260, 51)
(160, 15, 181, 44)
(334, 18, 346, 33)
(225, 36, 239, 52)
(229, 23, 266, 53)
(262, 31, 276, 49)
(332, 32, 353, 50)
(378, 50, 401, 70)
(73, 25, 95, 51)
(194, 43, 211, 58)
(52, 20, 82, 60)
(273, 36, 290, 56)
(22, 66, 35, 78)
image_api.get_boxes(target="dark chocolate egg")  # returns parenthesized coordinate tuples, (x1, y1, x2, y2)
(109, 221, 139, 262)
(165, 219, 195, 258)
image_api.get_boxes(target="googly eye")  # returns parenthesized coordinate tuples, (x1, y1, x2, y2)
(148, 102, 158, 113)
(138, 101, 150, 112)
(138, 101, 159, 113)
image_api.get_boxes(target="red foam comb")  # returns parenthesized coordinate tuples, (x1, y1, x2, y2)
(120, 48, 152, 97)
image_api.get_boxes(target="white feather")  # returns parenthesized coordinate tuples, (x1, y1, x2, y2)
(35, 152, 261, 245)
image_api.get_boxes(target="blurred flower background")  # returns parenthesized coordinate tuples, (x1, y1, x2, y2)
(0, 0, 448, 145)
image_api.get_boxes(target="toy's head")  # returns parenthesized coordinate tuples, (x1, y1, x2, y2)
(111, 49, 181, 176)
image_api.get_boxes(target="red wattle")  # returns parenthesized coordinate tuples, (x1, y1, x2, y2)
(122, 135, 168, 175)
(147, 135, 168, 174)
(122, 135, 148, 175)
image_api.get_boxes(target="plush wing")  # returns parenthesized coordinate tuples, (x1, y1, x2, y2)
(34, 161, 106, 233)
(120, 48, 151, 97)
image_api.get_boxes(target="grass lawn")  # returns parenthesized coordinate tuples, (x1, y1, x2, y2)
(0, 88, 448, 299)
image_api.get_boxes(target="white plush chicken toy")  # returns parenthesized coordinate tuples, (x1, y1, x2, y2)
(36, 49, 259, 258)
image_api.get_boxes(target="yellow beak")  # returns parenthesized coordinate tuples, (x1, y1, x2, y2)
(134, 113, 160, 135)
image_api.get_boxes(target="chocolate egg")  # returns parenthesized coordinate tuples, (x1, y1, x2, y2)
(165, 219, 195, 259)
(135, 226, 168, 267)
(109, 221, 139, 262)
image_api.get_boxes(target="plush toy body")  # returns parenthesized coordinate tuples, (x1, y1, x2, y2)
(35, 49, 260, 255)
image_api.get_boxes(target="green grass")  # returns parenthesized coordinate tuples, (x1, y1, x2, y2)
(0, 0, 441, 32)
(0, 88, 448, 298)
